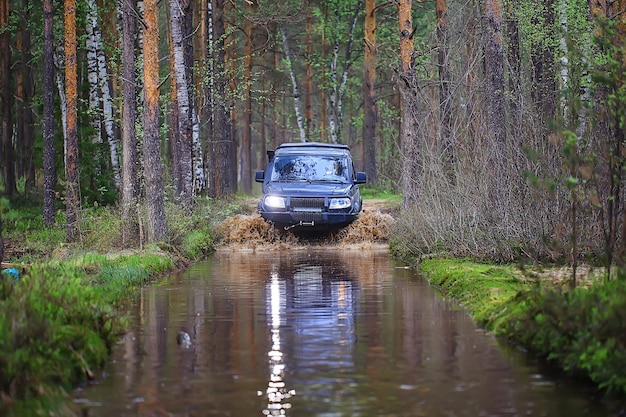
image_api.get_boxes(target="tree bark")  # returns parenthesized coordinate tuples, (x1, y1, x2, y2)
(279, 24, 307, 142)
(121, 0, 139, 244)
(484, 0, 506, 200)
(212, 0, 236, 195)
(43, 0, 56, 226)
(0, 0, 15, 197)
(143, 0, 168, 242)
(65, 0, 80, 242)
(398, 0, 420, 206)
(362, 0, 377, 182)
(328, 0, 363, 144)
(436, 0, 454, 177)
(241, 0, 254, 194)
(170, 0, 194, 208)
(16, 0, 35, 190)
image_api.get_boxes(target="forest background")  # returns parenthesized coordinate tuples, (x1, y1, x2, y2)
(0, 0, 624, 279)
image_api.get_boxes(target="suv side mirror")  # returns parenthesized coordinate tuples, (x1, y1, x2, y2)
(255, 170, 265, 183)
(355, 172, 367, 184)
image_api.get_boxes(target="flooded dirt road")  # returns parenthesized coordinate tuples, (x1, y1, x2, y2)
(74, 248, 611, 416)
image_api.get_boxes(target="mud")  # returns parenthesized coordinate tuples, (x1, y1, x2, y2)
(215, 209, 395, 251)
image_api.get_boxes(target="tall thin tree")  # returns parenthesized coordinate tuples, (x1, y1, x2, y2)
(121, 0, 139, 244)
(65, 0, 80, 241)
(362, 0, 377, 182)
(143, 0, 168, 241)
(241, 0, 254, 194)
(398, 0, 420, 205)
(0, 0, 15, 196)
(484, 0, 506, 199)
(43, 0, 56, 226)
(170, 0, 194, 208)
(212, 0, 237, 195)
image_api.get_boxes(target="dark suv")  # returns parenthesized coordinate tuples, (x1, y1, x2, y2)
(255, 142, 367, 230)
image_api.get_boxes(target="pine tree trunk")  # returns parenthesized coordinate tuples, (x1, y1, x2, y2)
(484, 0, 506, 200)
(212, 0, 236, 195)
(143, 0, 168, 241)
(241, 0, 254, 194)
(398, 0, 420, 206)
(121, 0, 139, 244)
(436, 0, 454, 177)
(64, 0, 80, 242)
(43, 0, 56, 226)
(0, 0, 15, 196)
(17, 0, 34, 190)
(362, 0, 377, 182)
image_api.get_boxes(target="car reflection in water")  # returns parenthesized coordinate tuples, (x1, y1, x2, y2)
(260, 253, 360, 416)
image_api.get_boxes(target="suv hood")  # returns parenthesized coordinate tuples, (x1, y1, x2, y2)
(265, 181, 352, 197)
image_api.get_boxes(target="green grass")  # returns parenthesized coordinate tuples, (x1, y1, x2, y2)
(418, 257, 626, 396)
(0, 196, 234, 413)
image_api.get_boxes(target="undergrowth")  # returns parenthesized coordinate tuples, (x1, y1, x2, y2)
(419, 257, 626, 396)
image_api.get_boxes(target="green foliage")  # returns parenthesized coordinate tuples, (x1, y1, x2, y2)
(501, 277, 626, 394)
(0, 266, 122, 402)
(420, 258, 626, 395)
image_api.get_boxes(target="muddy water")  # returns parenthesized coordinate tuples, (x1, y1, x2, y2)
(74, 248, 610, 416)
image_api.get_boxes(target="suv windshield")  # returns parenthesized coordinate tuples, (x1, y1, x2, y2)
(271, 155, 349, 182)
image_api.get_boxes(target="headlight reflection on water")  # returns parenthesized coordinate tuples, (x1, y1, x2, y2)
(259, 272, 295, 416)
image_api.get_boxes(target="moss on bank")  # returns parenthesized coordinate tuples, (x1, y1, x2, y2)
(419, 258, 626, 398)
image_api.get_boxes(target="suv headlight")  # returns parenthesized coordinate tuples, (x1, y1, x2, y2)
(329, 197, 351, 209)
(264, 195, 286, 209)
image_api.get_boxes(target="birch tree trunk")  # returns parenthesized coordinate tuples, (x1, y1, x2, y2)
(86, 0, 121, 189)
(204, 0, 215, 194)
(328, 0, 363, 144)
(143, 0, 168, 242)
(279, 24, 307, 142)
(43, 0, 56, 226)
(121, 0, 139, 244)
(305, 12, 313, 139)
(65, 0, 80, 242)
(362, 0, 377, 182)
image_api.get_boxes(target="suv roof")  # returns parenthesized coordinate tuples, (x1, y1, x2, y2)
(273, 142, 351, 157)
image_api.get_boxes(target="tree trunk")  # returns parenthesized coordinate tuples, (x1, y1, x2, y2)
(436, 0, 454, 177)
(305, 11, 313, 139)
(398, 0, 420, 206)
(143, 0, 168, 242)
(86, 0, 121, 190)
(212, 0, 236, 195)
(16, 0, 34, 190)
(65, 0, 80, 242)
(362, 0, 377, 182)
(121, 0, 139, 244)
(43, 0, 56, 226)
(279, 24, 307, 142)
(204, 0, 215, 195)
(241, 0, 254, 194)
(0, 0, 14, 197)
(328, 0, 363, 144)
(170, 0, 194, 208)
(484, 0, 506, 200)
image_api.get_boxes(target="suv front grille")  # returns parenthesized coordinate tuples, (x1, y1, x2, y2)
(290, 197, 325, 210)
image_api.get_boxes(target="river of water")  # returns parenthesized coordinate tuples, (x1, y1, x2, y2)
(73, 248, 614, 416)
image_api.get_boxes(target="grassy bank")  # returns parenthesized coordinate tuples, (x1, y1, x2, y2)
(0, 196, 247, 414)
(418, 257, 626, 397)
